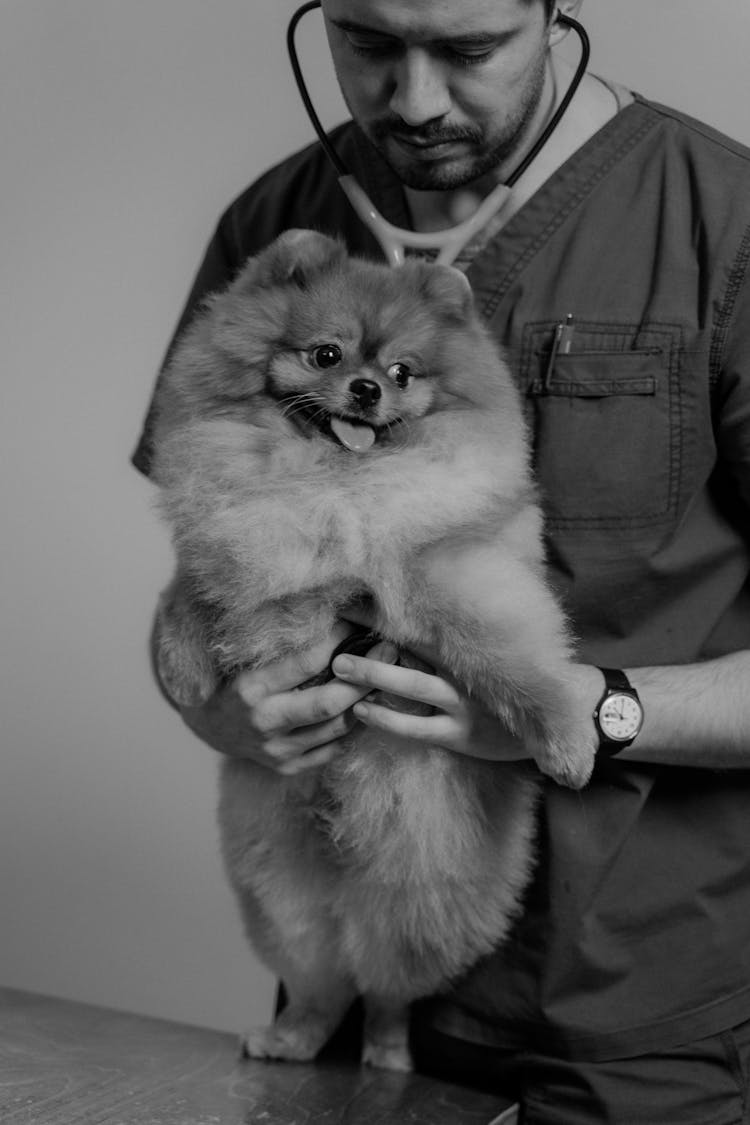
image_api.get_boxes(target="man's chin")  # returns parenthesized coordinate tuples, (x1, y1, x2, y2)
(381, 144, 481, 192)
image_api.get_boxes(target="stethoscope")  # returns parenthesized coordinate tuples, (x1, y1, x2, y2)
(287, 1, 591, 267)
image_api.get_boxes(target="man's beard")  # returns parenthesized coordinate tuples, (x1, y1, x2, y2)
(357, 56, 548, 191)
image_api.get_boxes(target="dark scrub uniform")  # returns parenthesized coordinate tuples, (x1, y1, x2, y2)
(134, 95, 750, 1122)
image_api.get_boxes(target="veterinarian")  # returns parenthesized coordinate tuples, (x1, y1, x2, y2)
(135, 0, 750, 1120)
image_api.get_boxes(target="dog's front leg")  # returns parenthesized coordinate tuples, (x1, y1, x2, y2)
(411, 528, 597, 789)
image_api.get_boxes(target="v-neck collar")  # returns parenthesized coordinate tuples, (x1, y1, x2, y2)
(347, 98, 661, 311)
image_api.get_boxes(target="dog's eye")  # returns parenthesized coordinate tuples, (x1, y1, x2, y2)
(387, 361, 412, 389)
(309, 344, 343, 369)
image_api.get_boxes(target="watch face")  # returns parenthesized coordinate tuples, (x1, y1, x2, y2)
(599, 692, 643, 742)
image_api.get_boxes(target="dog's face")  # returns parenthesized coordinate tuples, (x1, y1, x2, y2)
(265, 296, 442, 453)
(167, 230, 502, 455)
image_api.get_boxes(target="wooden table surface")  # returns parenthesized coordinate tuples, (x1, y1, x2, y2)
(0, 987, 517, 1124)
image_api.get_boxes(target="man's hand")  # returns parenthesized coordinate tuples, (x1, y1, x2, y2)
(336, 604, 534, 763)
(333, 605, 604, 765)
(331, 651, 535, 763)
(178, 622, 398, 775)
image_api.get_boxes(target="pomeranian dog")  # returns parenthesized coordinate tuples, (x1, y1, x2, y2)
(151, 230, 595, 1071)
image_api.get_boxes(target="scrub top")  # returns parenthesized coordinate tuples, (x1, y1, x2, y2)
(134, 95, 750, 1062)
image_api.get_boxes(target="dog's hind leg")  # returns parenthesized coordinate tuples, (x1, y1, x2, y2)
(361, 994, 412, 1071)
(234, 887, 358, 1063)
(241, 973, 357, 1063)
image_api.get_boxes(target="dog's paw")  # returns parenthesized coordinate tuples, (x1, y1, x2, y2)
(534, 728, 596, 790)
(240, 1020, 329, 1063)
(361, 1039, 413, 1072)
(361, 996, 412, 1071)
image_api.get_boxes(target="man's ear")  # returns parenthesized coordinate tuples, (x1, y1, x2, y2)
(547, 1, 584, 47)
(236, 229, 347, 290)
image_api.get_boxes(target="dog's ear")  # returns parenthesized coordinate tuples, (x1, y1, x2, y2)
(236, 229, 347, 291)
(417, 263, 474, 320)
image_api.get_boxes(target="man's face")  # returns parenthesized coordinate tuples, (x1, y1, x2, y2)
(321, 0, 552, 191)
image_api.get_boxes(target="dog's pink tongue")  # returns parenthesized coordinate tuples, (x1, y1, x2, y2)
(330, 417, 376, 452)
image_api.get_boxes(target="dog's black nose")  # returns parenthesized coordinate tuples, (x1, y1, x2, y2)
(349, 378, 381, 411)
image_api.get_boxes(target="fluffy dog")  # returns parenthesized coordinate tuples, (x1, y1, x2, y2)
(151, 230, 595, 1070)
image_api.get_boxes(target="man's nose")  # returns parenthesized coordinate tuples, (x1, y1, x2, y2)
(388, 49, 451, 127)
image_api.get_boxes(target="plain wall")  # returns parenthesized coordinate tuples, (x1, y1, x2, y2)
(2, 0, 749, 1035)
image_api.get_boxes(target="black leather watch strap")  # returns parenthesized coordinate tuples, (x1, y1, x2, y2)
(598, 667, 632, 694)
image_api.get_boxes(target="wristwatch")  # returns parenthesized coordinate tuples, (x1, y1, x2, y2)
(593, 668, 644, 757)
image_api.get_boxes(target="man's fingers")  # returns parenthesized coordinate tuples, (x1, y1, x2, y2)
(245, 639, 399, 733)
(269, 708, 357, 757)
(352, 699, 460, 743)
(250, 676, 370, 735)
(332, 653, 462, 712)
(224, 632, 410, 770)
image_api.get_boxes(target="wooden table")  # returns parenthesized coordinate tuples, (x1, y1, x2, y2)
(0, 988, 517, 1124)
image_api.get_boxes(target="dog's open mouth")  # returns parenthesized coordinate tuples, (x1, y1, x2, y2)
(285, 401, 397, 453)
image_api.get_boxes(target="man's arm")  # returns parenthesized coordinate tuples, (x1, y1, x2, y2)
(622, 651, 750, 768)
(329, 648, 750, 772)
(153, 587, 750, 773)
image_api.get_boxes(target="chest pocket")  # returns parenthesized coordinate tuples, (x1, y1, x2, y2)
(523, 323, 683, 531)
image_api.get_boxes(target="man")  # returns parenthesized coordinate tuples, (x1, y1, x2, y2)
(134, 1, 750, 1119)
